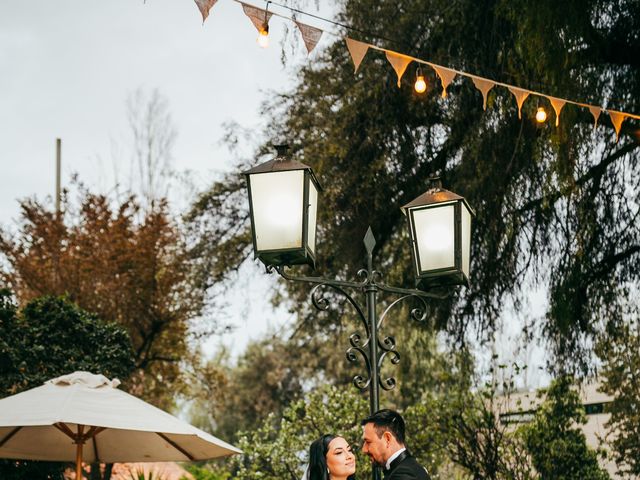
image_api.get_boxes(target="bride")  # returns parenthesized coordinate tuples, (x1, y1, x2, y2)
(304, 434, 357, 480)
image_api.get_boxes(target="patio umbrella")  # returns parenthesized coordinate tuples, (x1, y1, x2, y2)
(0, 371, 241, 479)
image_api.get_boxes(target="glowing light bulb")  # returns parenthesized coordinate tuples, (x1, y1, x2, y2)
(257, 25, 269, 48)
(535, 107, 547, 123)
(414, 67, 427, 93)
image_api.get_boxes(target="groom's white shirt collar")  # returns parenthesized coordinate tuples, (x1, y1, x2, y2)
(385, 447, 406, 470)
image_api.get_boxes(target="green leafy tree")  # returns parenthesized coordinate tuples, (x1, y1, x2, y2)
(521, 376, 610, 480)
(186, 0, 640, 375)
(226, 384, 368, 480)
(0, 289, 135, 479)
(596, 316, 640, 476)
(405, 358, 535, 480)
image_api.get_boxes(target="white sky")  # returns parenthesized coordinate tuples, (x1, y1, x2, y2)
(0, 0, 330, 358)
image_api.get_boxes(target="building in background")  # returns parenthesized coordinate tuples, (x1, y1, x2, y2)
(499, 383, 616, 478)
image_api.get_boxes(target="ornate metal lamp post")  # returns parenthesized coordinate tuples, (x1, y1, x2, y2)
(244, 145, 474, 479)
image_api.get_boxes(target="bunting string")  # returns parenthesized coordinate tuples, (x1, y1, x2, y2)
(196, 0, 639, 141)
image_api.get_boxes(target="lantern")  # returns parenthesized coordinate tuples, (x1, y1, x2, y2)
(402, 178, 474, 287)
(244, 145, 321, 268)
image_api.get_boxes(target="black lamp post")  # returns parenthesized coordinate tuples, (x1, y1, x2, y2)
(244, 145, 474, 480)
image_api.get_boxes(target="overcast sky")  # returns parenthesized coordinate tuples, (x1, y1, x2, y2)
(0, 0, 336, 357)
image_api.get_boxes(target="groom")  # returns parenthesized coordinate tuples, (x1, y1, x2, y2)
(361, 409, 430, 480)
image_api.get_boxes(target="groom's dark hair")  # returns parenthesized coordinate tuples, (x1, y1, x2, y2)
(361, 409, 406, 444)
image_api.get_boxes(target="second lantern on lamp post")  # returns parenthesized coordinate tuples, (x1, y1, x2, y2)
(402, 177, 474, 289)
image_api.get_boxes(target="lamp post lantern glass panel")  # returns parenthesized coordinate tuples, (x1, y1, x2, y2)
(413, 203, 456, 272)
(403, 180, 475, 287)
(244, 145, 321, 268)
(249, 170, 305, 251)
(307, 179, 318, 254)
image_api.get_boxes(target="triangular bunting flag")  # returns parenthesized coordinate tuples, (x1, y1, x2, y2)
(548, 97, 566, 127)
(471, 76, 495, 110)
(508, 87, 531, 119)
(194, 0, 218, 23)
(345, 38, 370, 74)
(432, 66, 456, 98)
(295, 21, 323, 54)
(608, 111, 627, 142)
(385, 51, 413, 88)
(241, 2, 272, 32)
(589, 106, 601, 129)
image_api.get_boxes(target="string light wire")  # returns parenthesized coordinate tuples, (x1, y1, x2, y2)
(233, 0, 640, 122)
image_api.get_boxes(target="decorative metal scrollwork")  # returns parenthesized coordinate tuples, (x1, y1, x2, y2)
(309, 283, 369, 335)
(377, 336, 400, 391)
(270, 259, 446, 406)
(346, 342, 371, 391)
(310, 283, 331, 311)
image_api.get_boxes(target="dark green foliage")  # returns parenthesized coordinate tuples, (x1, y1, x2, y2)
(186, 0, 640, 376)
(184, 464, 229, 480)
(226, 385, 369, 480)
(596, 318, 640, 476)
(521, 376, 610, 480)
(0, 290, 135, 479)
(406, 360, 535, 480)
(0, 289, 21, 392)
(0, 291, 135, 396)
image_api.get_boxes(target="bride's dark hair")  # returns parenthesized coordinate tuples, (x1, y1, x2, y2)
(308, 434, 356, 480)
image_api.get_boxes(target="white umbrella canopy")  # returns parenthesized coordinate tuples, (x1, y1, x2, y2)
(0, 372, 241, 478)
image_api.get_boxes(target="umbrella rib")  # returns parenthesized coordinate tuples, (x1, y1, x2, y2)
(92, 433, 100, 463)
(86, 426, 107, 462)
(156, 432, 195, 461)
(0, 426, 22, 448)
(54, 422, 77, 441)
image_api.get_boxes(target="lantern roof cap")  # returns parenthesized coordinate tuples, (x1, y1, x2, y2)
(401, 177, 473, 214)
(243, 144, 322, 190)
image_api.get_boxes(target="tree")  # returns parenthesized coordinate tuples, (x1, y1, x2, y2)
(122, 88, 177, 210)
(186, 0, 640, 375)
(0, 289, 135, 479)
(405, 357, 535, 479)
(596, 312, 640, 476)
(0, 190, 211, 409)
(225, 384, 369, 480)
(521, 376, 610, 480)
(188, 329, 359, 443)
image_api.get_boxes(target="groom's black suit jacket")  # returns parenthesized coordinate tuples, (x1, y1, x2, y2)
(383, 450, 430, 480)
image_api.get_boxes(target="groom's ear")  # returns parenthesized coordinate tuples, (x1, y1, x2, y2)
(383, 430, 394, 446)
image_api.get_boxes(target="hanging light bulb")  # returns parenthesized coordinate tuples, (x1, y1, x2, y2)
(535, 107, 547, 123)
(414, 67, 427, 93)
(257, 24, 269, 48)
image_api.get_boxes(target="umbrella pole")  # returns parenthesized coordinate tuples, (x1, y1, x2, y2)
(75, 424, 85, 480)
(76, 440, 83, 480)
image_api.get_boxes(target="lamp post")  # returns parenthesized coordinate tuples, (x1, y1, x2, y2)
(244, 145, 474, 479)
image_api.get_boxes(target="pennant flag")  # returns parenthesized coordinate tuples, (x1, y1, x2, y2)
(609, 111, 627, 141)
(471, 76, 495, 110)
(508, 87, 530, 119)
(241, 2, 272, 32)
(345, 38, 370, 74)
(589, 106, 601, 129)
(385, 51, 413, 88)
(432, 66, 456, 98)
(295, 21, 323, 54)
(194, 0, 218, 23)
(548, 97, 566, 127)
